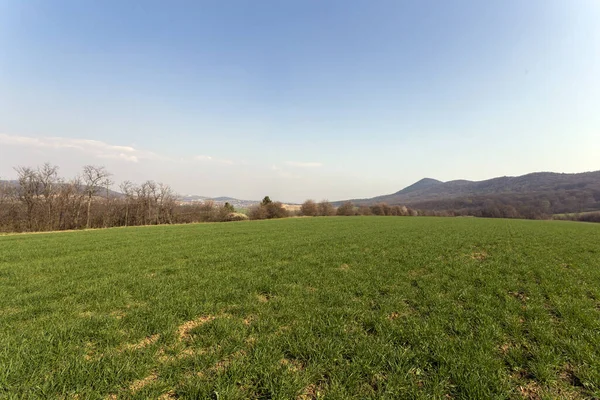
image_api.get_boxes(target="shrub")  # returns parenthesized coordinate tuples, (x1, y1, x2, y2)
(248, 205, 268, 220)
(225, 212, 249, 222)
(358, 205, 372, 216)
(265, 202, 289, 219)
(337, 201, 356, 216)
(318, 200, 336, 216)
(301, 200, 318, 216)
(248, 201, 289, 220)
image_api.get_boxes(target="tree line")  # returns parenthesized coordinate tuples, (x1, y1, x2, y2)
(299, 200, 418, 217)
(2, 163, 597, 233)
(406, 190, 600, 221)
(0, 162, 424, 233)
(0, 163, 249, 233)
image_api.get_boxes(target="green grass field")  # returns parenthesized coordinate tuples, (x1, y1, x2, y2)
(1, 217, 599, 399)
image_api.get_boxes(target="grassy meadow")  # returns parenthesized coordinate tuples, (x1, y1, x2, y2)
(1, 217, 599, 399)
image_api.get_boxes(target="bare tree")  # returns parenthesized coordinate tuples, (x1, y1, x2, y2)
(157, 183, 176, 224)
(135, 182, 151, 225)
(300, 199, 318, 216)
(0, 179, 18, 232)
(337, 201, 356, 216)
(54, 177, 82, 230)
(318, 200, 335, 216)
(37, 163, 60, 230)
(71, 177, 86, 228)
(82, 165, 112, 229)
(248, 204, 268, 220)
(141, 180, 158, 224)
(199, 200, 215, 222)
(0, 179, 11, 207)
(15, 166, 42, 231)
(370, 204, 385, 216)
(119, 180, 135, 227)
(358, 205, 372, 216)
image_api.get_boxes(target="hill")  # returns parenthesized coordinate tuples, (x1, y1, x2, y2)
(177, 194, 258, 208)
(337, 171, 600, 217)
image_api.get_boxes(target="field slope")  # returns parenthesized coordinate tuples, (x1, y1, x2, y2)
(1, 217, 599, 399)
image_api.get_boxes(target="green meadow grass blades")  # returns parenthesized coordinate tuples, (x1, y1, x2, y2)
(0, 217, 599, 399)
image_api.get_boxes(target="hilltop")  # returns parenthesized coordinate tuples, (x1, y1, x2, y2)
(336, 171, 600, 216)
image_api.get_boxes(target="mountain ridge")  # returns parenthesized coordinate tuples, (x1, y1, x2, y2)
(334, 170, 600, 215)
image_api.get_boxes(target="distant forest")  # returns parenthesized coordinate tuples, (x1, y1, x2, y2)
(337, 171, 600, 222)
(1, 163, 598, 233)
(0, 163, 248, 233)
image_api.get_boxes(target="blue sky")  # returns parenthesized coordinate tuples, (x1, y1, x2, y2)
(1, 0, 599, 202)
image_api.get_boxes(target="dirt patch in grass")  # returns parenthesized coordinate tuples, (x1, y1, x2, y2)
(129, 371, 158, 393)
(559, 364, 584, 388)
(83, 342, 103, 361)
(280, 358, 304, 373)
(257, 294, 269, 302)
(110, 310, 126, 320)
(157, 346, 208, 363)
(369, 373, 387, 392)
(158, 390, 177, 399)
(257, 293, 275, 302)
(0, 307, 21, 316)
(518, 381, 542, 399)
(499, 342, 514, 355)
(407, 268, 427, 278)
(274, 325, 291, 336)
(298, 382, 326, 400)
(339, 263, 350, 271)
(122, 334, 160, 352)
(177, 315, 215, 340)
(388, 311, 411, 320)
(470, 251, 488, 261)
(195, 349, 246, 377)
(78, 311, 94, 318)
(510, 291, 529, 303)
(215, 349, 246, 372)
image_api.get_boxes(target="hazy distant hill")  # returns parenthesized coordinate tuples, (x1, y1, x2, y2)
(177, 194, 259, 208)
(0, 179, 125, 198)
(336, 171, 600, 216)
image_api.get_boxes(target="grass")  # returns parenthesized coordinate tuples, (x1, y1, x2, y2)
(0, 217, 599, 399)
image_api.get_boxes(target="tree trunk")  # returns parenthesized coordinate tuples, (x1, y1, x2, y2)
(86, 195, 92, 229)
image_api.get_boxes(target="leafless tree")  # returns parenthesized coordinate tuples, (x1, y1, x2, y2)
(370, 203, 385, 216)
(358, 205, 372, 215)
(53, 177, 83, 230)
(15, 166, 42, 231)
(158, 183, 176, 224)
(336, 201, 356, 216)
(82, 165, 112, 229)
(248, 204, 268, 220)
(300, 199, 318, 216)
(0, 179, 17, 232)
(318, 200, 335, 216)
(119, 180, 135, 226)
(37, 163, 60, 230)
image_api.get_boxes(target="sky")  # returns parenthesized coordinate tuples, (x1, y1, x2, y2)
(1, 0, 599, 203)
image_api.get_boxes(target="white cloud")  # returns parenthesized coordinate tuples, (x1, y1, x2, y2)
(271, 164, 301, 179)
(194, 155, 234, 165)
(285, 161, 323, 168)
(0, 133, 160, 163)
